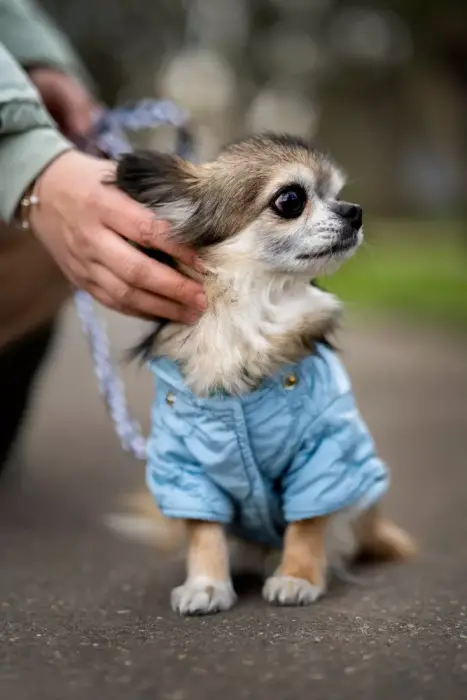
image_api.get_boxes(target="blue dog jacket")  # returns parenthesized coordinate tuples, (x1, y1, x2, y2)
(146, 345, 389, 548)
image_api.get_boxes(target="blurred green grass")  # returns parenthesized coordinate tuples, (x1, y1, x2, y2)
(324, 220, 467, 328)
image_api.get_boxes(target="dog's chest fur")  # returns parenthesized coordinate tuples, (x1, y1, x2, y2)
(157, 263, 341, 396)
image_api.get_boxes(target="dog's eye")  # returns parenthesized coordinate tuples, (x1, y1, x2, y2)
(271, 186, 307, 219)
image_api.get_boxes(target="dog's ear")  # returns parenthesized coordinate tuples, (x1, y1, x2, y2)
(116, 151, 200, 230)
(116, 150, 227, 249)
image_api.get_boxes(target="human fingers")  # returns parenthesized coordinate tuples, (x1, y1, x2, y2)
(86, 264, 201, 322)
(87, 226, 206, 311)
(99, 187, 202, 271)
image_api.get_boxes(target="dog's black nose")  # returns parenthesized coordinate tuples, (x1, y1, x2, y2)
(335, 201, 363, 230)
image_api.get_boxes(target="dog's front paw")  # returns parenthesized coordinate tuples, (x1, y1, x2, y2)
(263, 575, 324, 606)
(171, 577, 236, 616)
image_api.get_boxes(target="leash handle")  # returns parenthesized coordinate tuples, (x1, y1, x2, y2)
(76, 100, 193, 161)
(73, 99, 193, 461)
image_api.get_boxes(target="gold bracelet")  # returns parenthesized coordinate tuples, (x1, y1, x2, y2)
(17, 185, 40, 230)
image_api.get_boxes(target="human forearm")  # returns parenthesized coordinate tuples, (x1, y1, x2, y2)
(0, 43, 72, 222)
(0, 0, 93, 89)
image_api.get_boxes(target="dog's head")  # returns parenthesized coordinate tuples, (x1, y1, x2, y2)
(116, 133, 362, 278)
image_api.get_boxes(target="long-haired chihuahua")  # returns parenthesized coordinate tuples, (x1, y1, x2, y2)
(113, 133, 415, 615)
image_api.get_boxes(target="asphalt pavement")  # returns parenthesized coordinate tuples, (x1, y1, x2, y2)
(1, 308, 466, 700)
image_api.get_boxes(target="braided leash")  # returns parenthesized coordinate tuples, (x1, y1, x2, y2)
(74, 99, 193, 461)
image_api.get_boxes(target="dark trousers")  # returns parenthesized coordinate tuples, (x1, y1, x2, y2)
(0, 322, 56, 473)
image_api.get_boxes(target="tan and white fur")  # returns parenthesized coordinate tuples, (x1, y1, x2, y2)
(112, 134, 415, 615)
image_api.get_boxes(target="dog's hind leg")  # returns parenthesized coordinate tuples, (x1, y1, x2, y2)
(352, 505, 416, 563)
(171, 520, 237, 615)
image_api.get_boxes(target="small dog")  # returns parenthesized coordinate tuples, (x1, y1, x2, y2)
(115, 134, 415, 615)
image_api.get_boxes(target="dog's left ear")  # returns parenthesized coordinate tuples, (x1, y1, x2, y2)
(116, 150, 227, 249)
(116, 150, 200, 228)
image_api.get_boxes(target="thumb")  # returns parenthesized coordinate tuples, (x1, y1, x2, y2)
(59, 83, 97, 138)
(62, 101, 94, 138)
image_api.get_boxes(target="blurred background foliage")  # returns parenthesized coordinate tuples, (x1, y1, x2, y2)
(43, 0, 467, 327)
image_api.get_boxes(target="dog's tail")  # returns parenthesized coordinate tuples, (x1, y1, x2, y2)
(104, 490, 186, 552)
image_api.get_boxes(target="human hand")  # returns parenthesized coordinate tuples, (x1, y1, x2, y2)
(28, 67, 96, 140)
(30, 150, 206, 321)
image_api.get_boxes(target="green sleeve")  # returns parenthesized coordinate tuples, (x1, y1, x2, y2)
(0, 0, 94, 90)
(0, 42, 73, 223)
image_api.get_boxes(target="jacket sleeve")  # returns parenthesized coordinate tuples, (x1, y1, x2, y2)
(0, 0, 93, 89)
(0, 42, 73, 223)
(283, 391, 390, 522)
(282, 348, 390, 522)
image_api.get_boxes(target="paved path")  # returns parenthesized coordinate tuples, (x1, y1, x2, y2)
(1, 309, 466, 700)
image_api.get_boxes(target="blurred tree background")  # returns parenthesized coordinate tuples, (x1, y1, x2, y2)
(42, 0, 467, 326)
